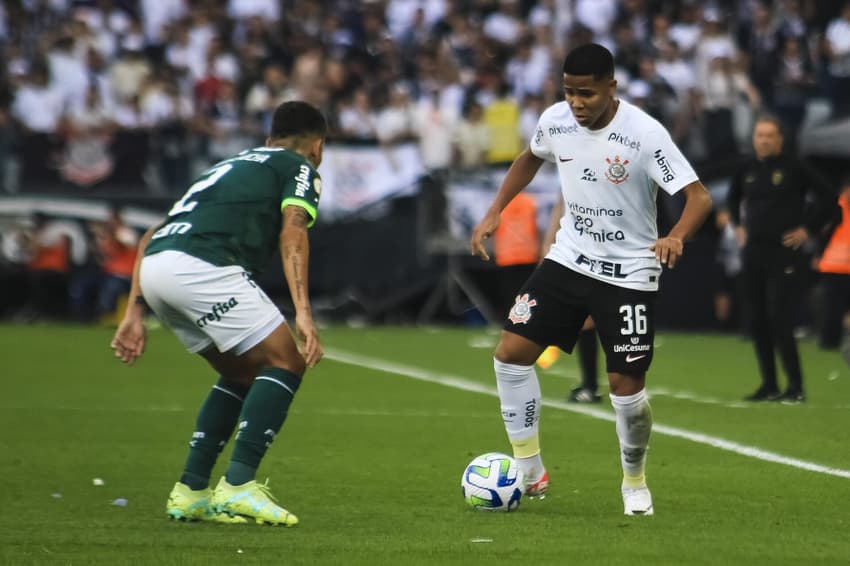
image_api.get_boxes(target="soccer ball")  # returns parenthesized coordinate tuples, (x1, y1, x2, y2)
(461, 452, 524, 511)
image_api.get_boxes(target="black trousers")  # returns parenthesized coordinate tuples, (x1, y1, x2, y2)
(740, 242, 807, 392)
(819, 272, 850, 349)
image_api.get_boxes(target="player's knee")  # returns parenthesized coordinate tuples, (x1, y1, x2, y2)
(608, 372, 646, 396)
(494, 338, 540, 366)
(264, 351, 306, 377)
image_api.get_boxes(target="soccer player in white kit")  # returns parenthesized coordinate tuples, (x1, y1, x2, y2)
(471, 43, 713, 515)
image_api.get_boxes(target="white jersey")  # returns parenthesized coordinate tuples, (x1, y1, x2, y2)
(530, 99, 698, 291)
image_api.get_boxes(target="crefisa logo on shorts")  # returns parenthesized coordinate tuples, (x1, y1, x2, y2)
(508, 293, 537, 324)
(196, 297, 239, 328)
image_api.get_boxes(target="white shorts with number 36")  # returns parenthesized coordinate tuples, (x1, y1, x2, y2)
(139, 250, 284, 355)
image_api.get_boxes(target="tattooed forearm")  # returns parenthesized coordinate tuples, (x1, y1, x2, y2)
(289, 251, 304, 303)
(281, 205, 312, 311)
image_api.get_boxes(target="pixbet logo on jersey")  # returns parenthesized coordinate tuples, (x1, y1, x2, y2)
(548, 124, 578, 136)
(607, 132, 641, 151)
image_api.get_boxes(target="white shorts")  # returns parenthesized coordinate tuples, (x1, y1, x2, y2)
(139, 250, 284, 355)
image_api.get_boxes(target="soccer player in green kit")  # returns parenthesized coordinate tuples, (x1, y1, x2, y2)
(110, 101, 326, 526)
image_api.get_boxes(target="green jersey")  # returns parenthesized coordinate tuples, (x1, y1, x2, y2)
(146, 147, 321, 274)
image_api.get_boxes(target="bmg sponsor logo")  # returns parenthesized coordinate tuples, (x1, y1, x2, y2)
(653, 149, 676, 183)
(196, 297, 239, 328)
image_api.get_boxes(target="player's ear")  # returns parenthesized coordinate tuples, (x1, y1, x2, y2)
(265, 136, 272, 146)
(311, 137, 324, 168)
(608, 79, 617, 96)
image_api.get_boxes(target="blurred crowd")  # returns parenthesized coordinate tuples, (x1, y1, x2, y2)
(0, 0, 848, 193)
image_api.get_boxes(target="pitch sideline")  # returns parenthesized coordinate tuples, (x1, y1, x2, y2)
(326, 348, 850, 480)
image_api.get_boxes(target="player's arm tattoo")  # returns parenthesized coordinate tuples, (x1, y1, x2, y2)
(281, 205, 312, 309)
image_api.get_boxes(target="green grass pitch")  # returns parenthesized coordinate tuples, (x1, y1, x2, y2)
(1, 323, 849, 565)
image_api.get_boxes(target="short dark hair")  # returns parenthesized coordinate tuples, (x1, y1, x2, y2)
(562, 43, 615, 80)
(270, 101, 327, 140)
(754, 113, 785, 137)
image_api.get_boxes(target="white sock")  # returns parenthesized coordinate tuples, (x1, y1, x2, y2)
(609, 389, 652, 488)
(494, 358, 544, 480)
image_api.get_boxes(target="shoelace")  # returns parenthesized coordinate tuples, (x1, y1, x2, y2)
(255, 479, 279, 504)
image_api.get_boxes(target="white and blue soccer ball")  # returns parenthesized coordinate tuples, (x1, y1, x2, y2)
(461, 452, 524, 511)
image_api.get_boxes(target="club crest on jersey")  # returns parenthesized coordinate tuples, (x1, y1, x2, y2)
(509, 293, 537, 324)
(605, 156, 630, 184)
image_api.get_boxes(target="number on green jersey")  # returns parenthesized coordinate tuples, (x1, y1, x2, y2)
(168, 163, 234, 216)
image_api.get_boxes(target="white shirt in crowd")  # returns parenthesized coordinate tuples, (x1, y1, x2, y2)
(825, 16, 850, 77)
(227, 0, 280, 22)
(530, 99, 699, 291)
(12, 84, 66, 133)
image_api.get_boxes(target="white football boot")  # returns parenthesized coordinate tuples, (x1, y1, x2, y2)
(622, 483, 654, 516)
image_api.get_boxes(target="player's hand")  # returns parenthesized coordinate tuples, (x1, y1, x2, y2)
(651, 236, 684, 269)
(295, 312, 323, 368)
(470, 210, 501, 261)
(782, 226, 809, 250)
(111, 314, 147, 365)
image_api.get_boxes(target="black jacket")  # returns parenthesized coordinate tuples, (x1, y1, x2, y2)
(726, 153, 840, 246)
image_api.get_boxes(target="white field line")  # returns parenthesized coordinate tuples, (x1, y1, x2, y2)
(326, 349, 850, 480)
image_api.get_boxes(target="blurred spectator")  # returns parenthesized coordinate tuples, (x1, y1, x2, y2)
(202, 80, 259, 164)
(109, 93, 153, 187)
(140, 0, 186, 47)
(244, 63, 295, 134)
(574, 0, 618, 45)
(338, 87, 378, 140)
(143, 73, 195, 193)
(713, 208, 745, 331)
(482, 80, 521, 165)
(91, 207, 137, 320)
(452, 100, 490, 172)
(415, 87, 456, 235)
(612, 17, 644, 78)
(108, 35, 152, 104)
(227, 0, 279, 25)
(47, 31, 90, 109)
(823, 1, 850, 117)
(815, 178, 850, 350)
(24, 213, 72, 320)
(0, 82, 12, 192)
(669, 1, 703, 58)
(0, 221, 32, 317)
(772, 36, 816, 147)
(59, 83, 114, 188)
(482, 0, 524, 47)
(376, 83, 415, 145)
(738, 2, 780, 109)
(697, 46, 760, 161)
(494, 191, 539, 319)
(654, 40, 700, 145)
(11, 64, 66, 186)
(505, 34, 552, 101)
(635, 56, 677, 124)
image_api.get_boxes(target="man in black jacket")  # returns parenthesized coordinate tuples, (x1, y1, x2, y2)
(726, 115, 839, 403)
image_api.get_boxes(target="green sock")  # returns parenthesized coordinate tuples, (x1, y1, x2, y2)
(179, 378, 249, 490)
(225, 368, 301, 486)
